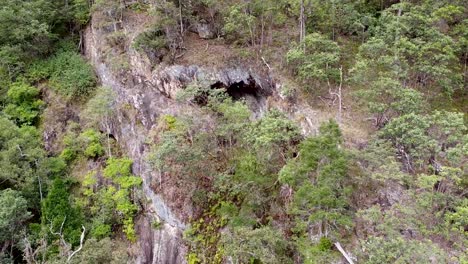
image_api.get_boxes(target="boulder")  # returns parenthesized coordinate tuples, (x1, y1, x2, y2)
(196, 21, 216, 39)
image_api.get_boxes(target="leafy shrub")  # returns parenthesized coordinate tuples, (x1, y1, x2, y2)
(84, 142, 105, 159)
(41, 178, 84, 245)
(286, 33, 341, 86)
(151, 220, 162, 230)
(317, 237, 333, 252)
(27, 46, 96, 99)
(60, 128, 105, 162)
(60, 147, 78, 163)
(4, 82, 44, 125)
(133, 28, 167, 52)
(360, 236, 448, 264)
(98, 158, 141, 241)
(47, 51, 96, 98)
(90, 223, 111, 239)
(105, 31, 126, 50)
(80, 129, 105, 159)
(222, 226, 292, 264)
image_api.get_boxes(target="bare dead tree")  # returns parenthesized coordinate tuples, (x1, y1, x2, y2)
(324, 66, 344, 124)
(329, 66, 344, 124)
(334, 242, 355, 264)
(47, 217, 86, 263)
(178, 0, 184, 37)
(299, 0, 305, 43)
(23, 237, 47, 264)
(67, 226, 86, 263)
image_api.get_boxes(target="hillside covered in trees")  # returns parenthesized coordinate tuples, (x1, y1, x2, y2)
(0, 0, 466, 263)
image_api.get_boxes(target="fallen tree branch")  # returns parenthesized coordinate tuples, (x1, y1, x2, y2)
(334, 242, 355, 264)
(67, 225, 86, 263)
(261, 56, 272, 71)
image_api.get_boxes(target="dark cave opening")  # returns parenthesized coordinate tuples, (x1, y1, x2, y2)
(210, 77, 262, 101)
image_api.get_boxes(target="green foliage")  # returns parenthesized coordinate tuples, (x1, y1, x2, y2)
(133, 27, 168, 52)
(80, 129, 105, 158)
(311, 0, 370, 37)
(70, 237, 129, 264)
(1, 0, 460, 262)
(83, 86, 116, 125)
(72, 0, 92, 26)
(84, 158, 141, 242)
(59, 128, 108, 162)
(0, 189, 32, 254)
(222, 226, 292, 264)
(445, 198, 468, 234)
(221, 0, 289, 46)
(184, 209, 227, 264)
(287, 33, 340, 89)
(4, 82, 44, 126)
(279, 120, 352, 259)
(355, 139, 406, 183)
(245, 109, 301, 152)
(28, 47, 96, 99)
(0, 0, 57, 78)
(103, 158, 134, 179)
(317, 237, 333, 251)
(223, 4, 256, 45)
(60, 147, 78, 164)
(295, 235, 340, 264)
(151, 219, 162, 230)
(380, 111, 467, 170)
(90, 223, 111, 239)
(0, 117, 48, 197)
(42, 178, 84, 245)
(351, 1, 464, 127)
(360, 236, 448, 264)
(84, 143, 105, 159)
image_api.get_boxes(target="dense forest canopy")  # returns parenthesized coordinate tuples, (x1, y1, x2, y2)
(0, 0, 466, 263)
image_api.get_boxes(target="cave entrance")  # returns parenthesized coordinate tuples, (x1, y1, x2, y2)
(210, 77, 262, 101)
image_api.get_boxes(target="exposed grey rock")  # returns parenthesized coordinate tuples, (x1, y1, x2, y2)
(135, 216, 185, 264)
(85, 22, 188, 264)
(84, 9, 318, 262)
(85, 14, 275, 262)
(196, 21, 216, 39)
(153, 65, 272, 99)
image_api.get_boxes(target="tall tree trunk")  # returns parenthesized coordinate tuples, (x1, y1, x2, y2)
(105, 115, 112, 158)
(179, 0, 184, 37)
(337, 66, 343, 124)
(260, 14, 265, 50)
(299, 0, 305, 43)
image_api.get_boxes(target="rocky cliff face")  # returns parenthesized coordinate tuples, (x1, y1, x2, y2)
(83, 6, 330, 262)
(83, 13, 281, 264)
(84, 19, 189, 264)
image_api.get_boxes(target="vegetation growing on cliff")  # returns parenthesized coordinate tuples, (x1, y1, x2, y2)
(0, 0, 466, 263)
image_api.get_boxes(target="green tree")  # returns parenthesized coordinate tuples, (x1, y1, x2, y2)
(380, 111, 466, 172)
(70, 238, 128, 264)
(287, 33, 341, 91)
(222, 226, 292, 264)
(42, 178, 84, 245)
(279, 121, 352, 241)
(83, 87, 117, 157)
(28, 46, 96, 99)
(360, 236, 448, 264)
(0, 189, 32, 258)
(3, 82, 44, 126)
(94, 158, 142, 242)
(0, 117, 49, 206)
(351, 37, 423, 127)
(0, 0, 54, 77)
